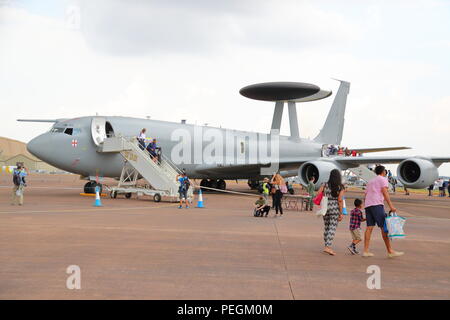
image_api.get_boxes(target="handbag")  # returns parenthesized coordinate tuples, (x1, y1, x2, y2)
(313, 191, 323, 205)
(385, 212, 406, 239)
(280, 184, 288, 194)
(315, 195, 328, 216)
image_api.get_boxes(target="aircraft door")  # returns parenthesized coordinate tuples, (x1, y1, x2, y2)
(91, 117, 107, 146)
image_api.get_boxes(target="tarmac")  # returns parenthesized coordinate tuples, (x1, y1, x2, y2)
(0, 173, 449, 300)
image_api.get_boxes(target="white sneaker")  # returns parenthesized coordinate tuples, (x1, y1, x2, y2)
(362, 252, 374, 257)
(388, 251, 404, 258)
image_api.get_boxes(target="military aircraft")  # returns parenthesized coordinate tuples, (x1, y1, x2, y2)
(21, 80, 450, 193)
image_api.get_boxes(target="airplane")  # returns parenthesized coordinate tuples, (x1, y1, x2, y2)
(20, 80, 450, 194)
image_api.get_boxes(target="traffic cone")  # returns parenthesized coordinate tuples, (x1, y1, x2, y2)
(196, 189, 205, 208)
(93, 186, 103, 207)
(342, 197, 347, 215)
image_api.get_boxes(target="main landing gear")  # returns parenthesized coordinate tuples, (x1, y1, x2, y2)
(84, 181, 103, 194)
(200, 179, 226, 191)
(247, 179, 260, 190)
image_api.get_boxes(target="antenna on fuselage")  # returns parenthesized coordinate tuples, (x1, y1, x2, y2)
(239, 82, 332, 139)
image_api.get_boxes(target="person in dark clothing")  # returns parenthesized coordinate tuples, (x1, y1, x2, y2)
(137, 128, 147, 150)
(448, 180, 450, 198)
(428, 184, 434, 196)
(443, 180, 449, 197)
(273, 189, 283, 217)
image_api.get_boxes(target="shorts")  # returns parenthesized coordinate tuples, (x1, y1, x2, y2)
(365, 205, 386, 228)
(350, 228, 362, 241)
(179, 189, 187, 199)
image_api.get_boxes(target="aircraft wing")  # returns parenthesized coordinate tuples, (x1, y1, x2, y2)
(194, 158, 312, 176)
(333, 156, 450, 166)
(17, 119, 66, 123)
(196, 155, 450, 176)
(351, 146, 411, 154)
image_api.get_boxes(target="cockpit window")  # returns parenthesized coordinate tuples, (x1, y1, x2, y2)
(50, 127, 80, 135)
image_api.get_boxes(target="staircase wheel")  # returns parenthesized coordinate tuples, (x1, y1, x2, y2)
(153, 193, 161, 202)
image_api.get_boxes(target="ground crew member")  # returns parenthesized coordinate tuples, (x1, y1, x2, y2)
(12, 163, 28, 206)
(262, 177, 270, 202)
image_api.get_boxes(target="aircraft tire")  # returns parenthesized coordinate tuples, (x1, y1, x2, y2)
(200, 179, 209, 190)
(209, 179, 218, 189)
(217, 179, 226, 190)
(125, 193, 132, 199)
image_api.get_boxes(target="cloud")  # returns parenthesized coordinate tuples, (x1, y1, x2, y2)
(75, 0, 359, 56)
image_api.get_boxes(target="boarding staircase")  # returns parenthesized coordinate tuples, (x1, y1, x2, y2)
(98, 135, 193, 202)
(348, 165, 394, 192)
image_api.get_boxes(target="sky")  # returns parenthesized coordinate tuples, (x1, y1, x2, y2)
(1, 0, 449, 175)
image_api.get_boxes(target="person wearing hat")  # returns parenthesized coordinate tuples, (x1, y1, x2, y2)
(176, 171, 190, 209)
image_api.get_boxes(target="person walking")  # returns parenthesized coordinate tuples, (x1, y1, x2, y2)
(11, 163, 28, 206)
(428, 184, 434, 196)
(271, 173, 285, 217)
(448, 179, 450, 198)
(348, 198, 366, 255)
(316, 169, 345, 256)
(137, 128, 147, 150)
(437, 178, 444, 197)
(363, 165, 404, 258)
(306, 176, 316, 211)
(443, 179, 448, 197)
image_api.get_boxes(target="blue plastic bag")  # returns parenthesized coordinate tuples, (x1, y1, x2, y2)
(385, 212, 406, 239)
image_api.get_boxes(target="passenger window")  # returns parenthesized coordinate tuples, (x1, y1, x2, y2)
(240, 141, 245, 154)
(51, 128, 65, 133)
(64, 128, 73, 135)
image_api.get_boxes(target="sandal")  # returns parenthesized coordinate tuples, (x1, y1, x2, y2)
(323, 249, 336, 256)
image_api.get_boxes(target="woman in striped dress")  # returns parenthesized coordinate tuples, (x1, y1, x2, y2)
(317, 169, 345, 255)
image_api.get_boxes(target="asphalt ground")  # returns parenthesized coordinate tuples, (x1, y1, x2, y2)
(0, 174, 449, 299)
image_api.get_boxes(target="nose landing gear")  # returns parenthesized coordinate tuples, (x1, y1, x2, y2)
(84, 181, 103, 194)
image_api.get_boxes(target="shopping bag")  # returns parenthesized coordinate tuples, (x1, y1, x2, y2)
(342, 197, 348, 215)
(16, 188, 22, 197)
(315, 196, 328, 216)
(280, 184, 288, 194)
(385, 212, 406, 239)
(313, 191, 323, 205)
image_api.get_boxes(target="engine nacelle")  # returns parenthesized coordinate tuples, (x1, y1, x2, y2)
(298, 160, 341, 189)
(397, 158, 438, 189)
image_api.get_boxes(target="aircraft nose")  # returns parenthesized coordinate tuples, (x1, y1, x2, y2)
(27, 134, 48, 161)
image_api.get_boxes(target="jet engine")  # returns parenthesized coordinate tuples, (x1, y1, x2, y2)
(397, 158, 438, 189)
(298, 160, 341, 188)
